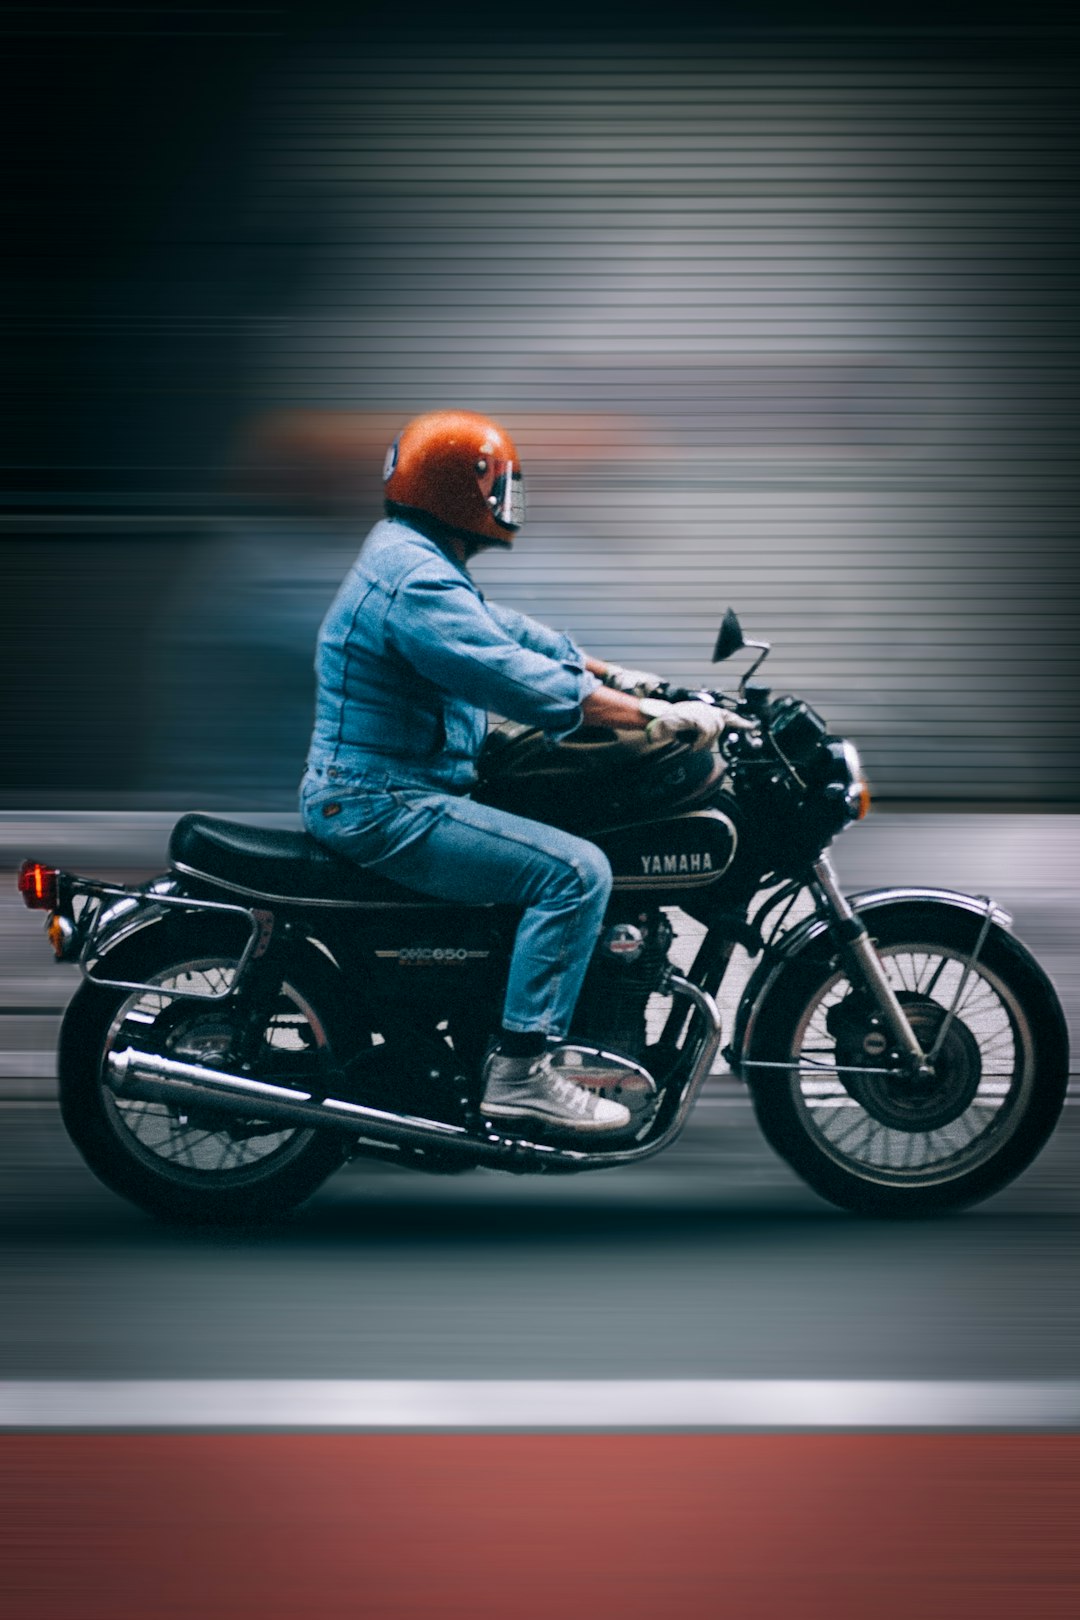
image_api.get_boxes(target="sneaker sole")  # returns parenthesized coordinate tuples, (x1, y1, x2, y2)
(480, 1101, 632, 1133)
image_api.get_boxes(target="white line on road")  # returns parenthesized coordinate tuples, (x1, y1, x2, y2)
(2, 1381, 1079, 1431)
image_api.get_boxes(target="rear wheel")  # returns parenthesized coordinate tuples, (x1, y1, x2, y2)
(59, 920, 349, 1224)
(746, 903, 1069, 1215)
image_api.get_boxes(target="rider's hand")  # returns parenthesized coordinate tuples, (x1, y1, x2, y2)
(601, 661, 667, 700)
(639, 698, 755, 751)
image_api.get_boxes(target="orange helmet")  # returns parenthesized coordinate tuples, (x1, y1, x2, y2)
(382, 409, 525, 546)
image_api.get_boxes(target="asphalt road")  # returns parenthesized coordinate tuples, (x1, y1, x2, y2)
(1, 810, 1077, 1386)
(2, 1096, 1078, 1384)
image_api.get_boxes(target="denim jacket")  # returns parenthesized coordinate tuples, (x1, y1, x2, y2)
(305, 516, 599, 793)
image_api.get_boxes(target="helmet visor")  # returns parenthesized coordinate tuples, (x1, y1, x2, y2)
(489, 464, 525, 531)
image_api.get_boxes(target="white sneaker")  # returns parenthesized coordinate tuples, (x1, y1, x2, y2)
(480, 1048, 632, 1134)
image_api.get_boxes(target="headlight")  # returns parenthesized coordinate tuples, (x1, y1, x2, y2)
(839, 740, 871, 820)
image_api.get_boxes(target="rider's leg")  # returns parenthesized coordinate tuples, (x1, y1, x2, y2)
(300, 781, 629, 1132)
(304, 781, 612, 1035)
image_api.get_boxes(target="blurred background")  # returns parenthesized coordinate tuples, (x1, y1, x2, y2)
(3, 24, 1080, 1605)
(3, 2, 1078, 810)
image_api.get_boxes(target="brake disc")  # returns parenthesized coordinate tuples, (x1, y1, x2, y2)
(831, 991, 982, 1132)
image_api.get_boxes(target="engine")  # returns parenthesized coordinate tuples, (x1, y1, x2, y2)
(569, 905, 676, 1062)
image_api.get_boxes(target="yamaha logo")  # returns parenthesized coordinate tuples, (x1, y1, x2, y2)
(639, 852, 714, 876)
(609, 811, 736, 893)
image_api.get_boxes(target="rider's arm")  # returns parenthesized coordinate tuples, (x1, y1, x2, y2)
(484, 598, 587, 669)
(581, 685, 649, 729)
(584, 686, 753, 748)
(483, 609, 653, 723)
(481, 610, 648, 725)
(386, 564, 599, 738)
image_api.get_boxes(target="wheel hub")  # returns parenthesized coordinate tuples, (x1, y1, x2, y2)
(834, 992, 982, 1131)
(133, 996, 297, 1141)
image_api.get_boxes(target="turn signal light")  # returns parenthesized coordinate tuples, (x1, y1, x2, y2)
(17, 860, 60, 910)
(47, 912, 77, 960)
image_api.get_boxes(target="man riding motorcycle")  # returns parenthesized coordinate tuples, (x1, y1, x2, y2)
(300, 409, 750, 1135)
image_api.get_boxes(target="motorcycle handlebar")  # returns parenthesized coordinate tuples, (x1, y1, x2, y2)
(654, 682, 748, 714)
(649, 683, 763, 763)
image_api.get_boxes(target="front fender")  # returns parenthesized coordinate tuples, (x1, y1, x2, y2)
(728, 886, 1013, 1079)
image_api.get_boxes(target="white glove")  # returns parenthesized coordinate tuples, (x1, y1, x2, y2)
(639, 697, 755, 752)
(601, 661, 666, 700)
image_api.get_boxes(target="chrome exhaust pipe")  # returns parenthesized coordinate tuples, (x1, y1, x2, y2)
(105, 1047, 565, 1167)
(105, 972, 723, 1171)
(583, 973, 724, 1168)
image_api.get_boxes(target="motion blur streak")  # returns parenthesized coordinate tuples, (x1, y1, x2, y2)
(4, 13, 1080, 806)
(3, 11, 1078, 1616)
(2, 1435, 1078, 1618)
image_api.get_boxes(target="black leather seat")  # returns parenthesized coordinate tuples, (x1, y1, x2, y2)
(168, 813, 440, 905)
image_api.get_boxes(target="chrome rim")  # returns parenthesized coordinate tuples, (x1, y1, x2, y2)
(101, 959, 324, 1186)
(789, 943, 1034, 1187)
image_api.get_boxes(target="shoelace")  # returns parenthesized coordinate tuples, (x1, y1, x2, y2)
(551, 1074, 597, 1116)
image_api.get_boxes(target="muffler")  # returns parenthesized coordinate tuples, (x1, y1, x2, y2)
(105, 972, 722, 1173)
(105, 1046, 566, 1167)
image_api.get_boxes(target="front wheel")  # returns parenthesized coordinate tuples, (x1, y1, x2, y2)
(59, 919, 350, 1225)
(746, 902, 1069, 1216)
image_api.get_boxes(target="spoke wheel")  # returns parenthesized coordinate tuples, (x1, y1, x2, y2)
(746, 902, 1068, 1216)
(101, 958, 324, 1186)
(59, 920, 349, 1224)
(792, 948, 1028, 1184)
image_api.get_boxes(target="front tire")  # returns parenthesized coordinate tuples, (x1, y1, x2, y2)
(59, 918, 350, 1225)
(745, 902, 1069, 1216)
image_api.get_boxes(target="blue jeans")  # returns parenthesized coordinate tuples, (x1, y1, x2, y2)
(300, 767, 612, 1037)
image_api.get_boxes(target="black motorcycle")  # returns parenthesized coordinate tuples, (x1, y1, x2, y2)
(19, 610, 1069, 1222)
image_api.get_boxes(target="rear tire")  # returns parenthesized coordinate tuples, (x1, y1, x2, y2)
(59, 917, 350, 1225)
(746, 903, 1069, 1216)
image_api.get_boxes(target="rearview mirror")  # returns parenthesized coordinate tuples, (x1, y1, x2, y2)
(712, 607, 745, 663)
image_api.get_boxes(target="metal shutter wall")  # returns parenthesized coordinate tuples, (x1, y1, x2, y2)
(246, 28, 1080, 801)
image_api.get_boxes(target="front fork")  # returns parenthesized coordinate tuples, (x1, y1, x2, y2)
(810, 856, 933, 1079)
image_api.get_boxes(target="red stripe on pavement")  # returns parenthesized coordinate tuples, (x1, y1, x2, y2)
(3, 1434, 1079, 1619)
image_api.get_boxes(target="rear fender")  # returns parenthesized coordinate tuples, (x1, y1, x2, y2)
(76, 896, 352, 1019)
(82, 891, 178, 967)
(87, 881, 349, 984)
(728, 886, 1013, 1078)
(80, 882, 258, 997)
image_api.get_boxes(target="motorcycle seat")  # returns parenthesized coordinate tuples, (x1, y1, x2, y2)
(168, 813, 446, 907)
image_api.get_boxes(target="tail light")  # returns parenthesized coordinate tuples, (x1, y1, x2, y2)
(17, 860, 60, 910)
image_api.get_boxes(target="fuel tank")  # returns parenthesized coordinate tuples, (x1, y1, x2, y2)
(475, 724, 743, 901)
(597, 808, 738, 896)
(476, 723, 723, 836)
